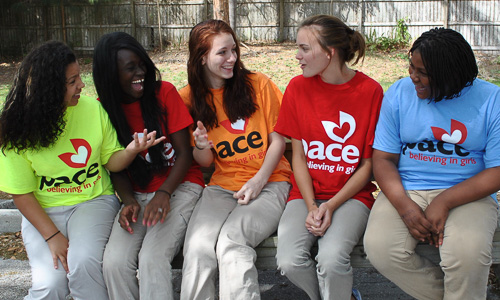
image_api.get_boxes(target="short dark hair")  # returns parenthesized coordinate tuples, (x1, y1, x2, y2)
(409, 28, 478, 102)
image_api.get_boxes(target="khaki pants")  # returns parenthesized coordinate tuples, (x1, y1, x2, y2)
(364, 190, 498, 300)
(276, 198, 369, 300)
(103, 182, 203, 300)
(180, 181, 290, 300)
(22, 195, 120, 300)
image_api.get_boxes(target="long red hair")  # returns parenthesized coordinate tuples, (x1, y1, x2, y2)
(187, 19, 256, 131)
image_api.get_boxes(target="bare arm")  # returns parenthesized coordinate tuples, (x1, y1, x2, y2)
(105, 129, 166, 172)
(13, 193, 69, 272)
(425, 165, 500, 245)
(192, 121, 215, 167)
(110, 171, 140, 234)
(233, 131, 286, 204)
(142, 128, 194, 226)
(373, 149, 433, 242)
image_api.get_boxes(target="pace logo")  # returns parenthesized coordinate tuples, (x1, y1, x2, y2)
(303, 112, 360, 164)
(58, 139, 92, 168)
(431, 119, 467, 144)
(322, 111, 356, 143)
(220, 118, 248, 134)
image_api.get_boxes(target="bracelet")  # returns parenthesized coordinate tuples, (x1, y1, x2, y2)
(45, 230, 60, 242)
(195, 144, 205, 150)
(156, 189, 172, 198)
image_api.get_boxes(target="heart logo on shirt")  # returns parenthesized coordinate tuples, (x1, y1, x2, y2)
(322, 111, 356, 143)
(220, 118, 248, 134)
(431, 119, 468, 144)
(58, 139, 92, 168)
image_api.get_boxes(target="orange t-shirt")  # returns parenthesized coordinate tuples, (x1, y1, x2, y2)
(179, 72, 291, 191)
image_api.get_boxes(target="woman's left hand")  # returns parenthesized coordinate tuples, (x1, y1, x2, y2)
(126, 129, 166, 154)
(233, 176, 266, 205)
(423, 200, 449, 247)
(142, 192, 171, 227)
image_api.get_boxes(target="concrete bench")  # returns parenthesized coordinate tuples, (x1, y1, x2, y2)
(173, 142, 500, 270)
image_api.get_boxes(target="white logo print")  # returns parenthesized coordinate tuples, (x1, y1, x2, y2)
(321, 111, 356, 143)
(71, 146, 89, 164)
(231, 119, 246, 131)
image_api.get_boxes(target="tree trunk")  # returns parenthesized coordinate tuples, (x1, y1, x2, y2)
(213, 0, 229, 24)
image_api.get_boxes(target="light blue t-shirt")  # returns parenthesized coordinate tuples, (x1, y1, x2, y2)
(374, 77, 500, 192)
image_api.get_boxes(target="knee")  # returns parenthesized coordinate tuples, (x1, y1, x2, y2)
(316, 248, 350, 275)
(216, 234, 254, 263)
(276, 247, 312, 276)
(364, 232, 403, 273)
(68, 246, 102, 276)
(441, 235, 491, 273)
(31, 268, 69, 298)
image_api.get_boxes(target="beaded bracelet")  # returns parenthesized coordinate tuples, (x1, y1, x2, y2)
(157, 189, 172, 198)
(45, 230, 60, 242)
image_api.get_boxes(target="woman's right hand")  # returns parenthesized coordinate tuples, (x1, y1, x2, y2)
(193, 121, 213, 150)
(119, 203, 141, 234)
(47, 233, 69, 273)
(398, 201, 433, 242)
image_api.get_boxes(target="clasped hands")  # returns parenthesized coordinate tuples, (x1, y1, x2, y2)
(400, 199, 449, 247)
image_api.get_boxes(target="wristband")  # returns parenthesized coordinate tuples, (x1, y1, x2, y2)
(195, 144, 205, 150)
(45, 230, 60, 242)
(157, 189, 172, 198)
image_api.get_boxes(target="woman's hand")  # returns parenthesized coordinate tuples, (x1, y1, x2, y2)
(47, 233, 69, 273)
(233, 175, 266, 205)
(398, 201, 433, 243)
(305, 203, 333, 236)
(118, 203, 141, 234)
(142, 192, 171, 227)
(126, 129, 166, 154)
(424, 199, 450, 247)
(193, 121, 213, 150)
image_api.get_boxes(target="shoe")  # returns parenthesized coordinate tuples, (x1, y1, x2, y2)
(352, 288, 362, 300)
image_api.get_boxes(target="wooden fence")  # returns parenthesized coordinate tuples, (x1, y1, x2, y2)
(0, 0, 498, 57)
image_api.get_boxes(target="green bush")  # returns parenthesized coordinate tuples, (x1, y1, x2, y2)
(366, 17, 412, 52)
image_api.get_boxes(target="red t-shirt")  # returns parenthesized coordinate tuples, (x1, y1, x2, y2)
(121, 81, 204, 192)
(275, 72, 383, 208)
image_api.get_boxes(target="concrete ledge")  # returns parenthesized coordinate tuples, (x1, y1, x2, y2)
(0, 209, 22, 233)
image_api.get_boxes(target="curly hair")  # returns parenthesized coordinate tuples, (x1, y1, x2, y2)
(0, 41, 76, 153)
(409, 28, 478, 102)
(299, 15, 366, 65)
(93, 32, 165, 188)
(187, 19, 257, 131)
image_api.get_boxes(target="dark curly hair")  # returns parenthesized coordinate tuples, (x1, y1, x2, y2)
(93, 32, 165, 188)
(409, 28, 478, 102)
(187, 19, 257, 131)
(0, 41, 76, 153)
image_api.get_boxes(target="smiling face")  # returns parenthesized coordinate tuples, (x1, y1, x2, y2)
(409, 50, 431, 99)
(295, 27, 331, 78)
(117, 49, 146, 102)
(202, 33, 237, 89)
(64, 62, 85, 107)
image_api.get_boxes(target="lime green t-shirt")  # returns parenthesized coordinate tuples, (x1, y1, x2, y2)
(0, 96, 124, 208)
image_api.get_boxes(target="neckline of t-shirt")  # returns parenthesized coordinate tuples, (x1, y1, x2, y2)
(314, 71, 361, 89)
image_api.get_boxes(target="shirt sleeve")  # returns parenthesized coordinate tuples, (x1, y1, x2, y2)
(99, 103, 124, 165)
(484, 89, 500, 168)
(0, 150, 37, 194)
(362, 83, 384, 158)
(275, 78, 301, 141)
(373, 82, 403, 154)
(160, 82, 194, 134)
(257, 73, 283, 134)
